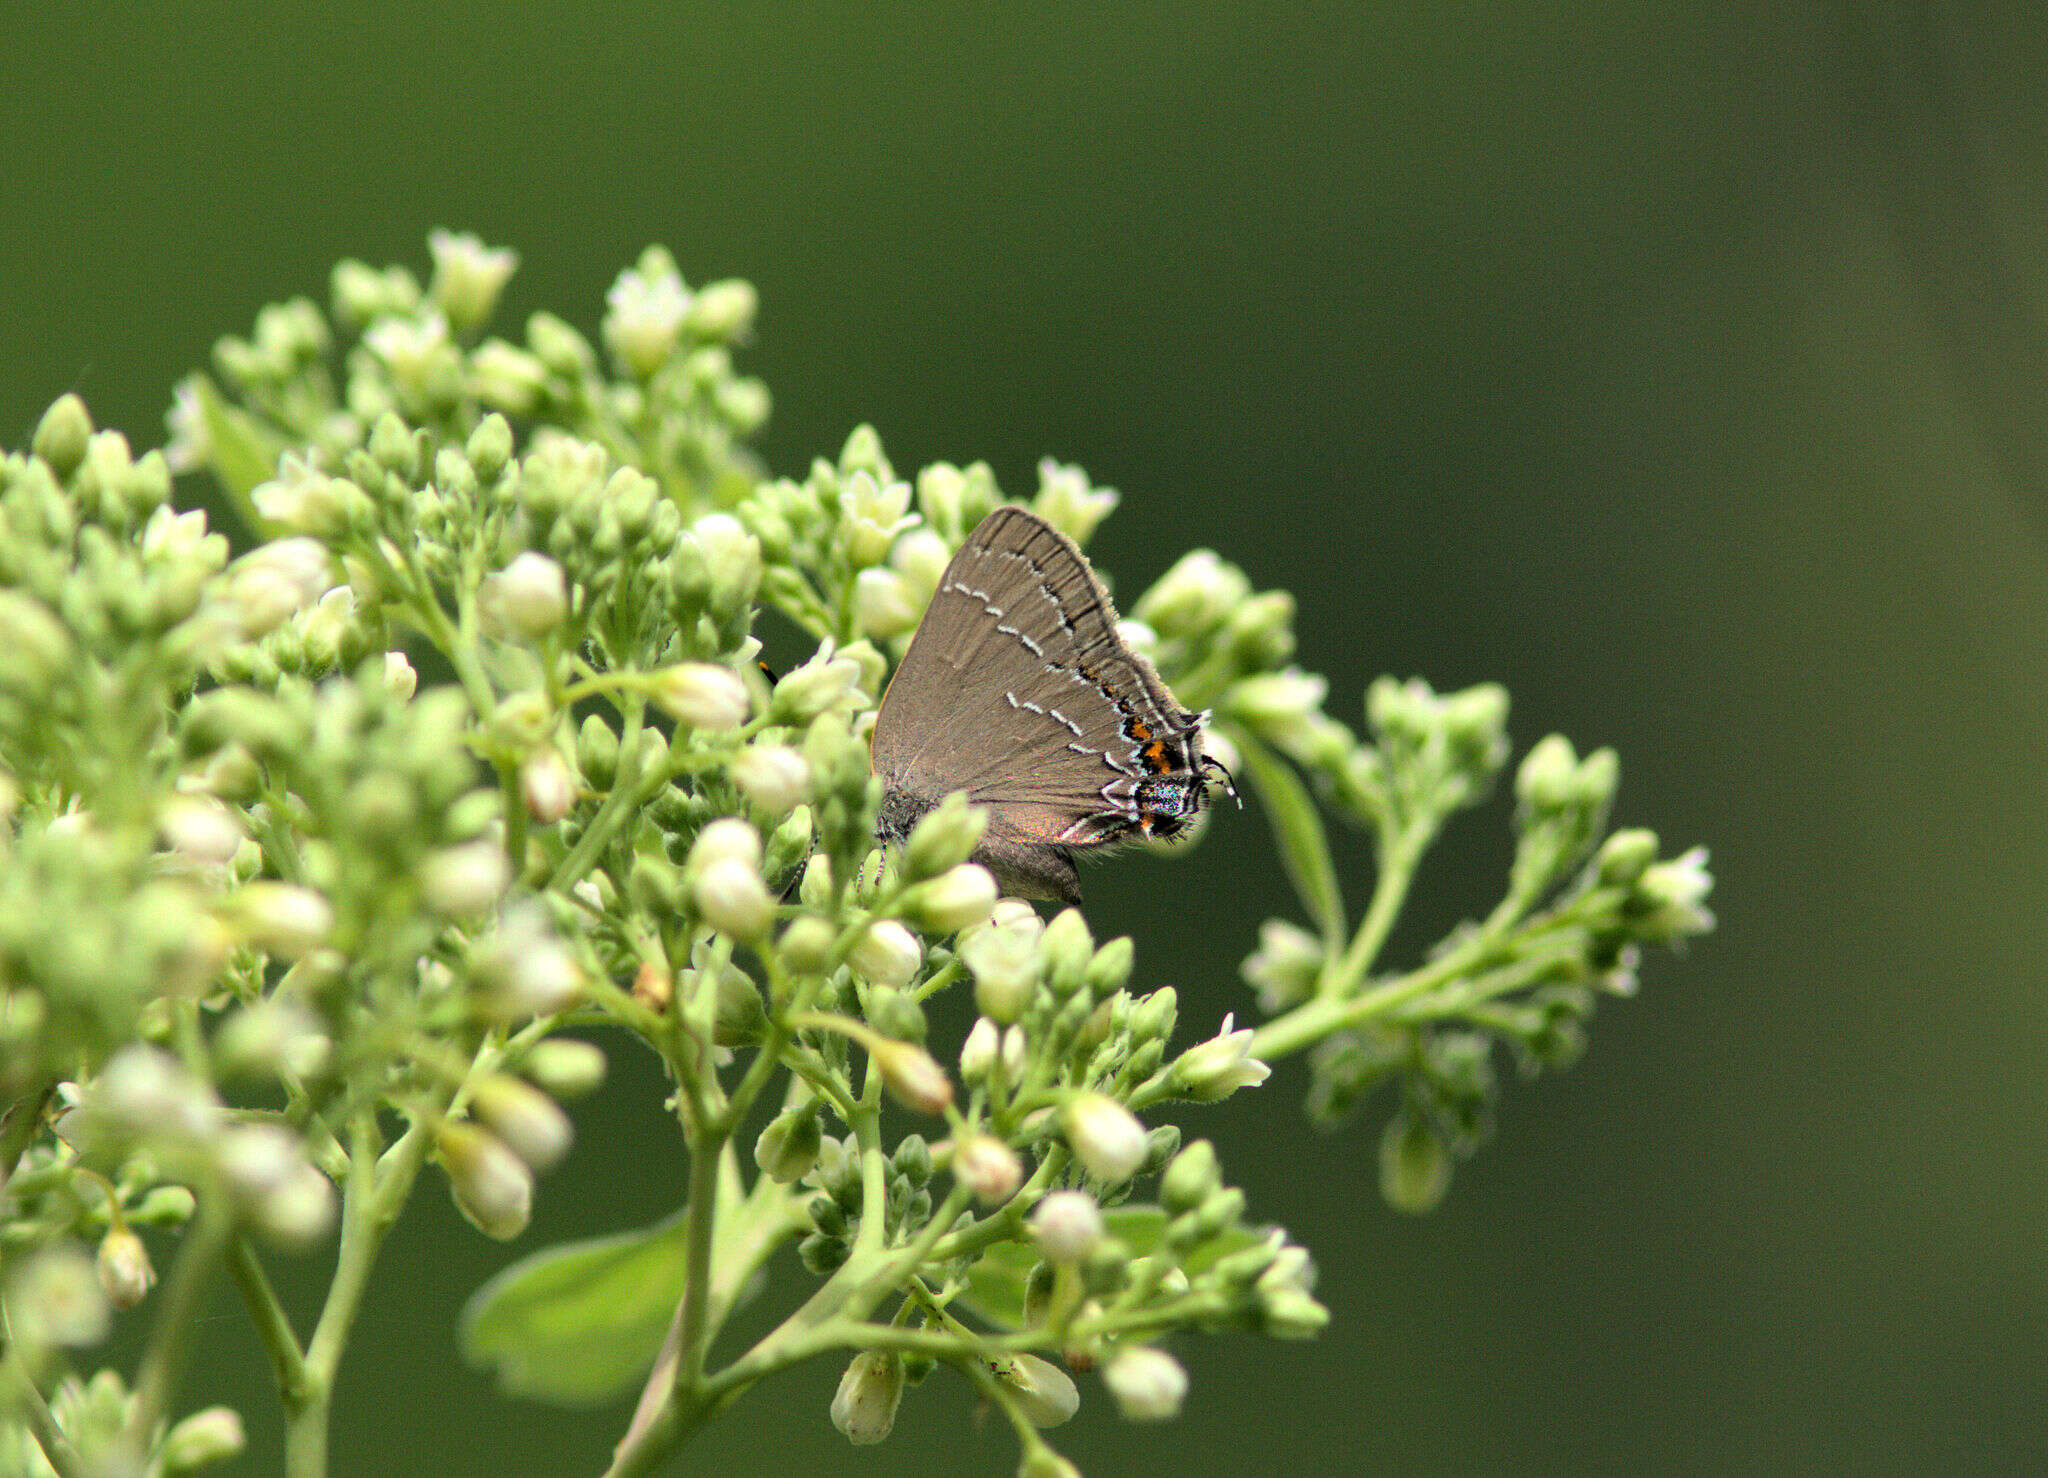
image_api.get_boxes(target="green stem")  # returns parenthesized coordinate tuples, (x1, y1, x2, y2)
(117, 1192, 233, 1466)
(673, 1129, 724, 1395)
(227, 1232, 309, 1408)
(1319, 819, 1430, 1000)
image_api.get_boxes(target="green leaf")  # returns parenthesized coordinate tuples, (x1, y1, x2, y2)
(458, 1211, 691, 1406)
(956, 1206, 1272, 1329)
(189, 374, 289, 509)
(1235, 731, 1346, 949)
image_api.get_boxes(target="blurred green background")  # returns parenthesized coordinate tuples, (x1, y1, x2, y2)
(6, 3, 2046, 1473)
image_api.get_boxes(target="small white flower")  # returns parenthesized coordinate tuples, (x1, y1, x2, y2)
(427, 228, 518, 330)
(604, 263, 691, 377)
(220, 538, 334, 638)
(1636, 845, 1715, 940)
(1101, 1345, 1188, 1421)
(258, 1163, 337, 1247)
(842, 471, 917, 567)
(889, 526, 952, 601)
(363, 312, 453, 386)
(1029, 1188, 1104, 1263)
(1169, 1014, 1272, 1103)
(1241, 918, 1324, 1014)
(141, 502, 218, 564)
(160, 1408, 247, 1471)
(8, 1243, 109, 1347)
(911, 863, 998, 934)
(1032, 457, 1118, 544)
(251, 452, 364, 538)
(382, 650, 417, 701)
(159, 795, 244, 866)
(163, 378, 211, 475)
(770, 641, 870, 722)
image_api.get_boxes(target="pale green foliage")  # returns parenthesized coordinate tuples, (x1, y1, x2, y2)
(0, 237, 1712, 1477)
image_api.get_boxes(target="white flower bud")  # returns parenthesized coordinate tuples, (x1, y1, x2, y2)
(849, 920, 921, 987)
(961, 911, 1043, 1024)
(1029, 1189, 1105, 1263)
(503, 937, 582, 1016)
(1000, 1025, 1027, 1081)
(890, 526, 951, 600)
(233, 882, 334, 960)
(364, 312, 455, 393)
(437, 1122, 533, 1240)
(382, 650, 417, 700)
(1062, 1093, 1148, 1186)
(830, 1350, 904, 1446)
(481, 552, 568, 639)
(870, 1038, 953, 1116)
(470, 337, 548, 414)
(910, 863, 998, 934)
(95, 1045, 221, 1143)
(691, 856, 775, 941)
(1032, 457, 1118, 544)
(217, 1123, 303, 1201)
(988, 1353, 1080, 1428)
(731, 744, 810, 815)
(216, 996, 331, 1079)
(958, 1016, 1000, 1083)
(1168, 1014, 1272, 1103)
(952, 1132, 1023, 1206)
(159, 795, 244, 866)
(471, 1074, 573, 1171)
(1227, 668, 1328, 734)
(421, 840, 511, 916)
(520, 747, 579, 824)
(257, 1163, 336, 1248)
(250, 454, 367, 538)
(1101, 1345, 1187, 1422)
(161, 1406, 247, 1473)
(653, 662, 750, 730)
(96, 1226, 156, 1309)
(853, 567, 921, 638)
(688, 816, 763, 873)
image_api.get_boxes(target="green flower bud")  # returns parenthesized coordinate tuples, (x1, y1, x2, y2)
(853, 566, 921, 638)
(1631, 845, 1715, 941)
(1127, 985, 1178, 1046)
(867, 985, 926, 1044)
(842, 470, 916, 567)
(777, 915, 837, 974)
(713, 968, 768, 1046)
(1516, 734, 1580, 811)
(1257, 1287, 1332, 1339)
(526, 309, 597, 377)
(870, 1037, 953, 1116)
(131, 1186, 198, 1226)
(771, 644, 869, 723)
(1379, 1109, 1451, 1215)
(577, 713, 620, 790)
(466, 413, 516, 485)
(524, 1039, 606, 1098)
(1596, 827, 1659, 889)
(830, 1350, 904, 1446)
(33, 392, 93, 478)
(1241, 919, 1323, 1013)
(849, 920, 921, 987)
(1039, 909, 1094, 998)
(1031, 457, 1118, 545)
(1222, 590, 1296, 670)
(232, 882, 335, 960)
(1160, 1139, 1220, 1216)
(686, 277, 758, 339)
(1083, 937, 1134, 999)
(1130, 549, 1248, 640)
(754, 1103, 824, 1184)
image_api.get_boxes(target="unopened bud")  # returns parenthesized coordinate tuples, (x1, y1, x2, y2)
(849, 919, 921, 987)
(959, 1016, 1000, 1083)
(732, 744, 810, 815)
(438, 1122, 533, 1239)
(1063, 1093, 1147, 1186)
(653, 662, 750, 731)
(692, 857, 775, 941)
(1039, 909, 1093, 998)
(1030, 1189, 1104, 1263)
(422, 841, 511, 917)
(161, 1406, 247, 1473)
(520, 747, 579, 824)
(755, 1104, 824, 1184)
(909, 863, 998, 934)
(233, 882, 334, 959)
(1101, 1345, 1187, 1422)
(524, 1038, 606, 1098)
(870, 1037, 953, 1116)
(96, 1226, 156, 1309)
(988, 1353, 1080, 1428)
(481, 552, 567, 639)
(471, 1074, 572, 1171)
(952, 1132, 1023, 1205)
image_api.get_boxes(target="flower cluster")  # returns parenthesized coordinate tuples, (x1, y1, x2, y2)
(0, 237, 1712, 1478)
